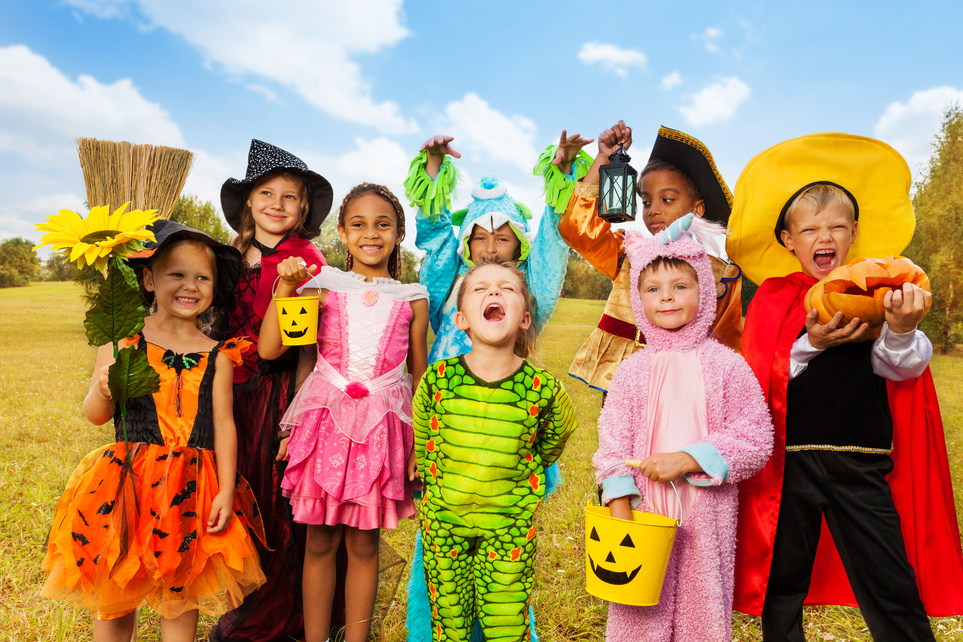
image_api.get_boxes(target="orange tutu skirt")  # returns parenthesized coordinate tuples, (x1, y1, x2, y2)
(42, 442, 267, 620)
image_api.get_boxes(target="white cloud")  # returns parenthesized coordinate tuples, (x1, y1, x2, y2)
(64, 0, 129, 19)
(0, 45, 185, 169)
(577, 42, 647, 78)
(64, 0, 418, 135)
(662, 71, 682, 91)
(874, 86, 963, 176)
(678, 77, 751, 127)
(0, 45, 188, 241)
(702, 27, 723, 54)
(440, 94, 539, 174)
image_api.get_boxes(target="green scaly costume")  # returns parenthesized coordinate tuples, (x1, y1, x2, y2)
(414, 356, 576, 642)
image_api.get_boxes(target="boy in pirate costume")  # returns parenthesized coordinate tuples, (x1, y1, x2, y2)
(728, 133, 963, 640)
(558, 123, 743, 394)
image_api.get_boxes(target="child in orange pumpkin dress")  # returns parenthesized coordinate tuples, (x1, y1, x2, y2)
(41, 221, 266, 641)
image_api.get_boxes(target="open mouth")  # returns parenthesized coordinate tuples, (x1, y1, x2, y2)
(813, 249, 837, 271)
(483, 302, 505, 322)
(588, 557, 642, 585)
(284, 328, 308, 339)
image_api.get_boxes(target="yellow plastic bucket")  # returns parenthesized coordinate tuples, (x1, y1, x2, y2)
(275, 293, 319, 345)
(584, 505, 678, 606)
(584, 469, 682, 606)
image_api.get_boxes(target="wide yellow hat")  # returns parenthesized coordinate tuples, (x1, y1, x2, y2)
(727, 132, 914, 285)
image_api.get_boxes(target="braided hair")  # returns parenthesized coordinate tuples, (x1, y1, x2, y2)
(337, 182, 406, 280)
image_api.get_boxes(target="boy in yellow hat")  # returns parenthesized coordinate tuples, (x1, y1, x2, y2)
(728, 133, 963, 640)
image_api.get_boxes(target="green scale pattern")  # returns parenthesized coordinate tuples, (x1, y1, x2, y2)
(414, 356, 576, 642)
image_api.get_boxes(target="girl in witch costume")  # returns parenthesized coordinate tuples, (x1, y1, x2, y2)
(42, 220, 266, 641)
(413, 257, 577, 642)
(559, 122, 743, 394)
(259, 183, 428, 642)
(210, 139, 333, 641)
(405, 133, 591, 641)
(728, 133, 963, 639)
(593, 217, 772, 642)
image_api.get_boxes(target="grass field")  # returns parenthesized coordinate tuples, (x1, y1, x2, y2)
(2, 283, 962, 640)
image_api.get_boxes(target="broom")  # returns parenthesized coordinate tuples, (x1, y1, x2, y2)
(76, 138, 194, 218)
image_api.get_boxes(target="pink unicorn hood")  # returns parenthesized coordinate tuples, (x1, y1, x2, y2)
(627, 214, 719, 352)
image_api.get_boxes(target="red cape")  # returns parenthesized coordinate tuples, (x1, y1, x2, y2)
(733, 273, 963, 616)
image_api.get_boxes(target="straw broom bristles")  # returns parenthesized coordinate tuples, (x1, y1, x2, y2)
(76, 138, 194, 219)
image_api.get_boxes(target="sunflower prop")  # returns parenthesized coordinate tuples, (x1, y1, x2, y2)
(36, 203, 162, 449)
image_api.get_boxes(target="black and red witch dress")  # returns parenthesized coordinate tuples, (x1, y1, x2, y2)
(41, 336, 266, 621)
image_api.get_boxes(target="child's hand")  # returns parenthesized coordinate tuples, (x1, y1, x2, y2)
(207, 490, 234, 533)
(95, 365, 111, 400)
(635, 452, 698, 484)
(420, 135, 461, 160)
(883, 282, 931, 334)
(805, 308, 871, 349)
(277, 256, 316, 288)
(552, 130, 595, 168)
(407, 450, 418, 482)
(597, 120, 632, 158)
(276, 436, 290, 462)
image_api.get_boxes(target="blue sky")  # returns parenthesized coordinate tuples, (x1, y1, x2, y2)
(2, 0, 962, 251)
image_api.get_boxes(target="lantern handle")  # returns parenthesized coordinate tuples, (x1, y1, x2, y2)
(598, 460, 685, 526)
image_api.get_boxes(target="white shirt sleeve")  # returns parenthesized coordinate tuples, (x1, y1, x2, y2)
(871, 323, 932, 381)
(788, 323, 932, 382)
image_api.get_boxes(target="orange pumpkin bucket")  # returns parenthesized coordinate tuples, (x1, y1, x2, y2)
(585, 463, 683, 606)
(804, 256, 930, 339)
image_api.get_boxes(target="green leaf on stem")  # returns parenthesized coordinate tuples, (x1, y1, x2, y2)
(84, 257, 146, 347)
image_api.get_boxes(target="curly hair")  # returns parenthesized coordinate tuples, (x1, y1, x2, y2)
(337, 182, 406, 280)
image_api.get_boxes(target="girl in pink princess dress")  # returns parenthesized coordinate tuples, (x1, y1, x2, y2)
(594, 216, 773, 642)
(259, 183, 428, 642)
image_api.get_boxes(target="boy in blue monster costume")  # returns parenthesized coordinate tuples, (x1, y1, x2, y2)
(404, 133, 592, 641)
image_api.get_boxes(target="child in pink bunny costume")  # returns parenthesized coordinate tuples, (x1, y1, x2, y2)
(594, 216, 773, 641)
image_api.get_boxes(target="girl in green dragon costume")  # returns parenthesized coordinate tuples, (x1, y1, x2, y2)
(413, 257, 577, 642)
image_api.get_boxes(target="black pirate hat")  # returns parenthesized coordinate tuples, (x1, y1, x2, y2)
(645, 126, 733, 225)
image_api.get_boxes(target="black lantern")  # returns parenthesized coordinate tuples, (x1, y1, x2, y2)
(597, 143, 638, 223)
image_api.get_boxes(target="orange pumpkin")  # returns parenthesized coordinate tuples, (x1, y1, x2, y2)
(804, 256, 930, 338)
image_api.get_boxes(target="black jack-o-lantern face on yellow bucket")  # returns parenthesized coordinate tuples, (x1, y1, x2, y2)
(275, 294, 319, 346)
(584, 505, 678, 606)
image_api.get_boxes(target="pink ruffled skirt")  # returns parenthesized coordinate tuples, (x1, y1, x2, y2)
(280, 373, 415, 530)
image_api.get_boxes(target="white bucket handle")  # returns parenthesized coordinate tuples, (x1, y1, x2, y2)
(599, 460, 684, 526)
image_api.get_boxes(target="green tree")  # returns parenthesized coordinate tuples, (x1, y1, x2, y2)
(0, 237, 40, 287)
(561, 248, 613, 300)
(905, 104, 963, 353)
(42, 253, 79, 281)
(170, 194, 231, 243)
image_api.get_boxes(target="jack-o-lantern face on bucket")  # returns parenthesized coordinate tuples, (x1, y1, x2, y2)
(275, 295, 319, 346)
(588, 524, 641, 586)
(583, 506, 678, 606)
(804, 256, 930, 339)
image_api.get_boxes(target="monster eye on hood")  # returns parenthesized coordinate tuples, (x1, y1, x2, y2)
(454, 176, 534, 266)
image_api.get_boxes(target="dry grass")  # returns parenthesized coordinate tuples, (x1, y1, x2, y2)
(2, 285, 962, 640)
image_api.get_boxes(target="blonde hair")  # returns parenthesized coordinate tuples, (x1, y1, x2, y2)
(456, 257, 537, 359)
(231, 170, 310, 259)
(337, 183, 406, 280)
(783, 183, 856, 231)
